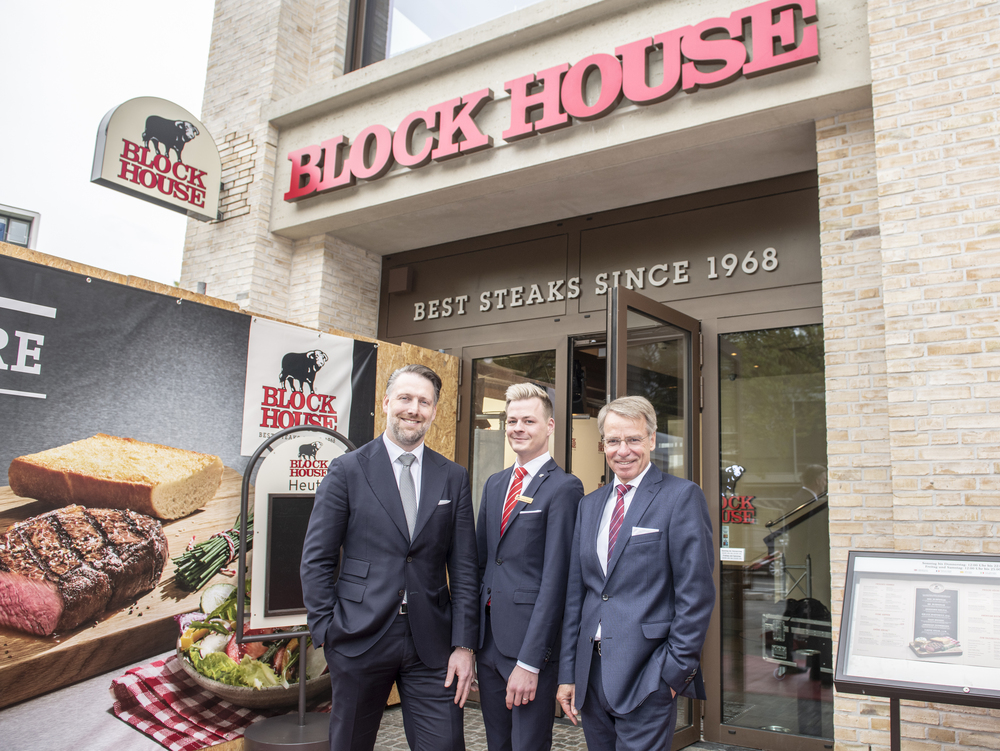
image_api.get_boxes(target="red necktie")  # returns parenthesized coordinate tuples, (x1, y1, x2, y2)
(501, 467, 528, 535)
(608, 484, 630, 559)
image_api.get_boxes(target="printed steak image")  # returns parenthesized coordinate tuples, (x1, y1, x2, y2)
(0, 505, 168, 636)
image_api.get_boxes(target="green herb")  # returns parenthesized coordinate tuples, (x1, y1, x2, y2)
(261, 642, 281, 664)
(189, 619, 232, 635)
(172, 515, 253, 591)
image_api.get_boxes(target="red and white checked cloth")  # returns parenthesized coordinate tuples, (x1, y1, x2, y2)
(111, 654, 330, 751)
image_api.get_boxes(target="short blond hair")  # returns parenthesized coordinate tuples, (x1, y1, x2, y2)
(598, 396, 657, 437)
(505, 383, 553, 421)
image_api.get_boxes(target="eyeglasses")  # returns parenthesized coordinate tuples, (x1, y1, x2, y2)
(603, 436, 648, 449)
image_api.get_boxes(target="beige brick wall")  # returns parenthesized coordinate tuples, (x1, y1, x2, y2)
(825, 1, 1000, 748)
(288, 233, 381, 336)
(180, 0, 380, 334)
(816, 108, 895, 750)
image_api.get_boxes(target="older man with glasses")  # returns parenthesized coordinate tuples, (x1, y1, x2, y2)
(557, 395, 715, 751)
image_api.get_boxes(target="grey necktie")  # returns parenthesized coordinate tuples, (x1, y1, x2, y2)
(397, 453, 417, 539)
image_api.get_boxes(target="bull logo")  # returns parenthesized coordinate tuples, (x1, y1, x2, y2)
(720, 464, 746, 497)
(298, 441, 323, 459)
(142, 115, 199, 163)
(279, 350, 328, 394)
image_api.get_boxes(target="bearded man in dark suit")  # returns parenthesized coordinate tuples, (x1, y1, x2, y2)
(301, 364, 478, 751)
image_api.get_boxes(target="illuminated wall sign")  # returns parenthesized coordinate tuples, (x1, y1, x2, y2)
(284, 0, 819, 202)
(91, 97, 222, 222)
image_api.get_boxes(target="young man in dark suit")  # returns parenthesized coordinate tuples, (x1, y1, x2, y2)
(476, 383, 584, 751)
(300, 364, 478, 751)
(557, 395, 715, 751)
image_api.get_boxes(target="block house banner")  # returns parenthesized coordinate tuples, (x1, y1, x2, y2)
(240, 317, 377, 456)
(0, 251, 378, 708)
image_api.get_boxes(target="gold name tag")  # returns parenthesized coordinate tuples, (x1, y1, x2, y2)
(517, 495, 533, 504)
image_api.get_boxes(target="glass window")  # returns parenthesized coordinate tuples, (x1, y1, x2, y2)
(470, 350, 555, 518)
(718, 324, 832, 740)
(624, 309, 690, 479)
(0, 217, 7, 243)
(7, 219, 30, 247)
(571, 337, 606, 495)
(354, 0, 547, 69)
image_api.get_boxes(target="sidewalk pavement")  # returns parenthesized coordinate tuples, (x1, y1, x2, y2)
(374, 702, 754, 750)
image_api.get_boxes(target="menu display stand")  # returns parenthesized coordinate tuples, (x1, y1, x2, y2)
(235, 426, 356, 750)
(835, 551, 1000, 751)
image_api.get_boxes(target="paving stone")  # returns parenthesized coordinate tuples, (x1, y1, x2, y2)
(374, 703, 757, 750)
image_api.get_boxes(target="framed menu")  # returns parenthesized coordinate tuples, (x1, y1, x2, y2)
(836, 551, 1000, 707)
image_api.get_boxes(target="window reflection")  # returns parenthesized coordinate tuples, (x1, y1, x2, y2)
(719, 324, 832, 740)
(356, 0, 547, 68)
(470, 351, 555, 518)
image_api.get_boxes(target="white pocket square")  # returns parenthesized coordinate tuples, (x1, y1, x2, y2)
(632, 526, 659, 535)
(437, 499, 452, 505)
(519, 509, 543, 514)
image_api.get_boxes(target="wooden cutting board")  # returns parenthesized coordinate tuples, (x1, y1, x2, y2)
(0, 467, 249, 709)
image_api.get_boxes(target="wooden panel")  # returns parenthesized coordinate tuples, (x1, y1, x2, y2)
(402, 343, 459, 462)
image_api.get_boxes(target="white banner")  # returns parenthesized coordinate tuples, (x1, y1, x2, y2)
(240, 318, 356, 455)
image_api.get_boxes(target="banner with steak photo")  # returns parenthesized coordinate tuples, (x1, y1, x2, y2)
(0, 252, 376, 708)
(240, 317, 377, 456)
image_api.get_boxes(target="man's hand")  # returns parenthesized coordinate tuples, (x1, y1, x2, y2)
(445, 648, 476, 707)
(556, 683, 578, 725)
(505, 665, 538, 709)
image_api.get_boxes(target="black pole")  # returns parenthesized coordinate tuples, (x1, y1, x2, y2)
(890, 696, 900, 751)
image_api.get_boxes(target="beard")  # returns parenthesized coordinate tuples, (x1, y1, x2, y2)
(387, 414, 428, 448)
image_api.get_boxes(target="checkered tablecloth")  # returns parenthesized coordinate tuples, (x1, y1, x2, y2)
(110, 655, 330, 751)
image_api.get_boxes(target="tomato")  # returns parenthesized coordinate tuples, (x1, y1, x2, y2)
(225, 634, 242, 662)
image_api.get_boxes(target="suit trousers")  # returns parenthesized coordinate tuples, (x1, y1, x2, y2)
(580, 649, 678, 751)
(477, 611, 560, 751)
(324, 613, 465, 751)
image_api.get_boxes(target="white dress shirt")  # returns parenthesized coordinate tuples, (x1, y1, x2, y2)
(594, 463, 652, 641)
(503, 451, 550, 502)
(383, 432, 425, 502)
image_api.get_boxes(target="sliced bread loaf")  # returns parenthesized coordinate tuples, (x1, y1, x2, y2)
(8, 434, 224, 520)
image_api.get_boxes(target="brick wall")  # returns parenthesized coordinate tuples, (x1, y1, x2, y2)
(816, 108, 895, 750)
(288, 233, 381, 336)
(823, 1, 1000, 748)
(180, 0, 381, 335)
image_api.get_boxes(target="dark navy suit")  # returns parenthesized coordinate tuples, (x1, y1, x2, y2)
(559, 464, 714, 750)
(476, 456, 583, 751)
(301, 435, 478, 751)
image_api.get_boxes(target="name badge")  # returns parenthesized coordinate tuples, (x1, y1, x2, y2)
(517, 495, 533, 504)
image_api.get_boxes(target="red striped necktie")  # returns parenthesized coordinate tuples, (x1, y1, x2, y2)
(608, 483, 631, 558)
(501, 466, 528, 535)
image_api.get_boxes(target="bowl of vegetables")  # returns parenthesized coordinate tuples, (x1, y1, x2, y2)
(175, 583, 330, 709)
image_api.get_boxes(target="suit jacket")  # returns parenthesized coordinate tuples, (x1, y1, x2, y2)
(476, 458, 583, 670)
(300, 435, 479, 669)
(558, 464, 715, 714)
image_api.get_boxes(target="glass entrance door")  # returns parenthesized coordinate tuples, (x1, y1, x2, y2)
(606, 286, 703, 750)
(716, 323, 832, 749)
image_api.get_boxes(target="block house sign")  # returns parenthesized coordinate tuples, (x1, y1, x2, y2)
(92, 97, 222, 222)
(284, 0, 820, 202)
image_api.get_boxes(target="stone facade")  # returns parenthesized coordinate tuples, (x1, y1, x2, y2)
(817, 1, 1000, 748)
(181, 0, 380, 336)
(185, 2, 1000, 748)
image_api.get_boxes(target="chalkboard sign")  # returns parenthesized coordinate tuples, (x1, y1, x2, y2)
(264, 494, 316, 617)
(247, 427, 352, 629)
